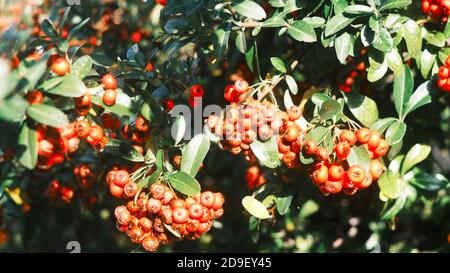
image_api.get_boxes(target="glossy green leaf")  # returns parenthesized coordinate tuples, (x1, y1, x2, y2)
(393, 65, 413, 119)
(104, 139, 145, 162)
(169, 171, 201, 196)
(404, 81, 433, 118)
(343, 92, 379, 127)
(335, 32, 355, 64)
(26, 104, 69, 128)
(242, 196, 272, 219)
(347, 144, 371, 173)
(181, 134, 210, 176)
(233, 0, 267, 21)
(325, 13, 355, 37)
(250, 137, 281, 168)
(401, 144, 431, 176)
(385, 120, 407, 145)
(370, 117, 397, 134)
(71, 56, 92, 79)
(402, 20, 422, 59)
(270, 57, 286, 73)
(378, 170, 401, 199)
(18, 123, 38, 169)
(285, 75, 298, 95)
(45, 74, 87, 97)
(287, 20, 317, 43)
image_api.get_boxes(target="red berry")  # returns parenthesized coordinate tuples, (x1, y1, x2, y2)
(114, 170, 130, 187)
(439, 66, 449, 79)
(103, 89, 117, 106)
(190, 84, 204, 97)
(188, 203, 204, 219)
(173, 207, 189, 224)
(328, 163, 344, 181)
(339, 130, 356, 145)
(102, 74, 118, 90)
(147, 198, 162, 214)
(51, 58, 70, 76)
(200, 191, 215, 208)
(334, 142, 351, 159)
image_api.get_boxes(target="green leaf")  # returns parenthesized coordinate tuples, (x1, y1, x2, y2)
(284, 89, 294, 109)
(138, 170, 162, 189)
(287, 20, 317, 43)
(171, 115, 186, 145)
(381, 194, 406, 220)
(43, 74, 87, 97)
(19, 62, 48, 92)
(444, 21, 450, 39)
(319, 100, 342, 121)
(393, 65, 413, 119)
(335, 32, 355, 64)
(285, 75, 298, 95)
(403, 81, 433, 118)
(242, 196, 272, 219)
(232, 0, 267, 21)
(401, 144, 431, 176)
(409, 170, 449, 192)
(386, 49, 403, 74)
(343, 92, 379, 127)
(303, 17, 326, 28)
(270, 57, 286, 73)
(276, 195, 293, 215)
(250, 137, 281, 168)
(213, 26, 230, 56)
(344, 4, 373, 15)
(370, 117, 397, 134)
(373, 28, 393, 53)
(18, 123, 38, 169)
(41, 19, 58, 38)
(169, 171, 201, 196)
(140, 95, 165, 124)
(26, 104, 69, 128)
(419, 48, 436, 79)
(262, 15, 286, 28)
(306, 126, 329, 144)
(299, 200, 319, 219)
(68, 18, 90, 39)
(156, 149, 164, 171)
(367, 57, 388, 82)
(104, 139, 145, 162)
(324, 13, 355, 37)
(71, 56, 92, 79)
(311, 93, 331, 107)
(347, 144, 371, 173)
(181, 134, 210, 176)
(385, 121, 407, 145)
(378, 170, 401, 199)
(91, 96, 132, 117)
(424, 32, 446, 48)
(402, 20, 422, 59)
(235, 31, 247, 54)
(379, 0, 412, 12)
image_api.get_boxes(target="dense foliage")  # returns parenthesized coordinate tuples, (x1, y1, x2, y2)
(0, 0, 449, 253)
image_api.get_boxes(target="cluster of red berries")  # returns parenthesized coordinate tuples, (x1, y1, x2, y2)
(307, 128, 389, 195)
(207, 99, 305, 169)
(338, 61, 366, 93)
(245, 165, 267, 190)
(113, 183, 224, 252)
(422, 0, 450, 23)
(36, 124, 80, 170)
(74, 119, 108, 151)
(223, 80, 250, 103)
(437, 56, 450, 92)
(188, 84, 204, 107)
(101, 74, 118, 106)
(47, 180, 75, 205)
(73, 164, 94, 190)
(105, 169, 139, 198)
(120, 115, 151, 154)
